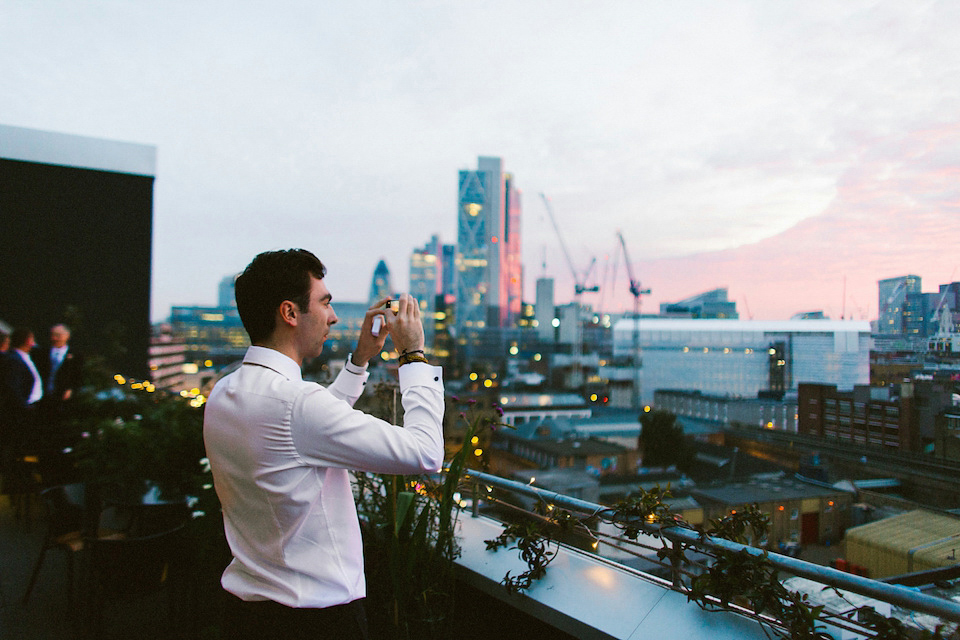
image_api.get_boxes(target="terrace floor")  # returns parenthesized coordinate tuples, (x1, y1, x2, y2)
(0, 492, 175, 640)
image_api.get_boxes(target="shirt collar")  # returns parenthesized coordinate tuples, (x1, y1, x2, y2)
(243, 346, 303, 381)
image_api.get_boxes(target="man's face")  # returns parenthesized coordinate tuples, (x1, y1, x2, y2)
(20, 333, 35, 352)
(50, 326, 69, 348)
(295, 277, 338, 359)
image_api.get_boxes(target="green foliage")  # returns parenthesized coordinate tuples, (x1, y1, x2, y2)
(610, 484, 678, 540)
(354, 388, 509, 640)
(66, 380, 229, 638)
(638, 409, 694, 470)
(699, 503, 770, 546)
(71, 386, 209, 500)
(485, 520, 558, 594)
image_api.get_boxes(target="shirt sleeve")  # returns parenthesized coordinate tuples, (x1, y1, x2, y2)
(290, 363, 445, 474)
(326, 357, 369, 406)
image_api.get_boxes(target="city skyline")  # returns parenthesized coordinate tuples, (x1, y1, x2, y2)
(2, 1, 958, 322)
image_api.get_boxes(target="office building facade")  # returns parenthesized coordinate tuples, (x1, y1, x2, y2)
(612, 319, 872, 407)
(410, 235, 443, 354)
(878, 275, 922, 335)
(455, 156, 523, 336)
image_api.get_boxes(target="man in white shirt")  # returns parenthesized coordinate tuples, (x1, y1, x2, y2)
(203, 249, 444, 640)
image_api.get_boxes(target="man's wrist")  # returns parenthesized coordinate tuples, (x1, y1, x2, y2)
(398, 351, 429, 366)
(346, 353, 369, 372)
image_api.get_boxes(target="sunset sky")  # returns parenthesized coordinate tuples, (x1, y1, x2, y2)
(2, 1, 958, 321)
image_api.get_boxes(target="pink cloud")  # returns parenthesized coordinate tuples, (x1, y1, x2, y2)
(621, 122, 960, 320)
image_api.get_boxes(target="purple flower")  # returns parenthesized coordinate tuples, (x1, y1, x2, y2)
(467, 398, 477, 405)
(451, 395, 460, 401)
(495, 406, 504, 416)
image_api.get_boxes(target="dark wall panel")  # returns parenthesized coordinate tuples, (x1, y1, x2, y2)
(0, 158, 153, 378)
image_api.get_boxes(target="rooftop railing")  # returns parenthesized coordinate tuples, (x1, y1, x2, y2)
(464, 469, 960, 639)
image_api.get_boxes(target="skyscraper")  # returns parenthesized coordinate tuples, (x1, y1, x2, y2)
(218, 274, 237, 308)
(455, 156, 523, 338)
(410, 235, 443, 353)
(535, 277, 556, 342)
(369, 259, 392, 305)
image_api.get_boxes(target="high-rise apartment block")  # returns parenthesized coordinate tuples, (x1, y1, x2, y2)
(455, 156, 523, 336)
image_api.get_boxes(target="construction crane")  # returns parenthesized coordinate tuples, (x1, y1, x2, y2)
(540, 193, 598, 390)
(616, 230, 650, 409)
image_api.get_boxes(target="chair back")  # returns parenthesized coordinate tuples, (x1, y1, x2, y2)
(84, 523, 187, 599)
(40, 483, 87, 538)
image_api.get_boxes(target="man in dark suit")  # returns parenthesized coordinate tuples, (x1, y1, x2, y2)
(35, 324, 83, 425)
(1, 328, 43, 491)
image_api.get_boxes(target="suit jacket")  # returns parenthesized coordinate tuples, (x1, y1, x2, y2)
(34, 346, 83, 401)
(2, 351, 41, 409)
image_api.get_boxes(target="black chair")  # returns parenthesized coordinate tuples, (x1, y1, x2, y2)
(79, 523, 188, 639)
(100, 483, 190, 537)
(21, 483, 123, 607)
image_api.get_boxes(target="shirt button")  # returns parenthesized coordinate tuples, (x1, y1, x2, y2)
(434, 377, 439, 381)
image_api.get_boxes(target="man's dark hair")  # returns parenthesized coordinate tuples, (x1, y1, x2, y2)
(10, 327, 34, 350)
(234, 249, 326, 344)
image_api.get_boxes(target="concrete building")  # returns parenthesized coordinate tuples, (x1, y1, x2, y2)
(148, 323, 187, 391)
(169, 305, 248, 368)
(655, 389, 799, 433)
(799, 378, 957, 454)
(611, 319, 872, 407)
(535, 277, 555, 342)
(691, 475, 851, 549)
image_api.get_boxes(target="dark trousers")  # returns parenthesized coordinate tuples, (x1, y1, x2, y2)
(226, 595, 370, 640)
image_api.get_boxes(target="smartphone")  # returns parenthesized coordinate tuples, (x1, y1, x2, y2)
(371, 300, 399, 336)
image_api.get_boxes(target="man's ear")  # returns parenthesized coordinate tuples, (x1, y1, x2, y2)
(278, 300, 298, 327)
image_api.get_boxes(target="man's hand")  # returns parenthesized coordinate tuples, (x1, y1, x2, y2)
(385, 294, 425, 356)
(352, 298, 391, 366)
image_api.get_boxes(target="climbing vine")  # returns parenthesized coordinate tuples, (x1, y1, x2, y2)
(484, 487, 955, 639)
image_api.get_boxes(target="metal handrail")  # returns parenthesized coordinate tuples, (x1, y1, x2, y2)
(465, 469, 960, 625)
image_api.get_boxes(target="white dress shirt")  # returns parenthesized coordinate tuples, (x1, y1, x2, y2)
(16, 349, 43, 405)
(203, 346, 444, 608)
(48, 346, 68, 392)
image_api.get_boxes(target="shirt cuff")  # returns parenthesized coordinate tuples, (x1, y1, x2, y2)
(344, 353, 369, 375)
(398, 362, 444, 391)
